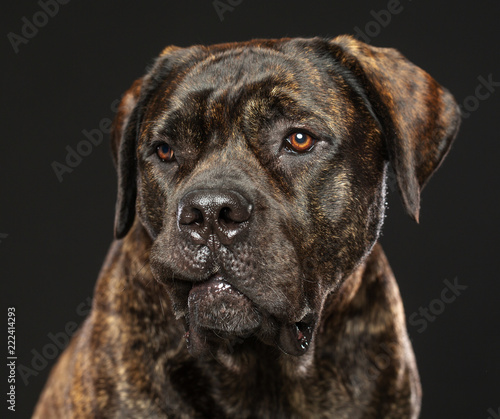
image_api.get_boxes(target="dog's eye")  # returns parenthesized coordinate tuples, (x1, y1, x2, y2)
(156, 143, 175, 162)
(285, 132, 316, 153)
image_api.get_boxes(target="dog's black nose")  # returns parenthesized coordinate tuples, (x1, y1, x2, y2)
(177, 189, 252, 246)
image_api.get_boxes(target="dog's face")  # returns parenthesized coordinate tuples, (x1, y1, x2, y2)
(111, 36, 460, 357)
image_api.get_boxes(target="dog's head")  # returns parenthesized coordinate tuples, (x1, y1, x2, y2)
(111, 36, 460, 358)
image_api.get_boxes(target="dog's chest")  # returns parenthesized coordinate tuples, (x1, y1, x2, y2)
(161, 355, 362, 419)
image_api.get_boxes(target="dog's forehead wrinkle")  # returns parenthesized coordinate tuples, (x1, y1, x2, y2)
(174, 48, 330, 108)
(149, 39, 373, 145)
(146, 57, 357, 150)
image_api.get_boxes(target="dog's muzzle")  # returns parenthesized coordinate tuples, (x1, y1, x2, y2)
(176, 188, 256, 355)
(170, 188, 314, 357)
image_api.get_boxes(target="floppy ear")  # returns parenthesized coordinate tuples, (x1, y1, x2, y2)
(111, 78, 143, 239)
(330, 35, 461, 222)
(110, 46, 189, 239)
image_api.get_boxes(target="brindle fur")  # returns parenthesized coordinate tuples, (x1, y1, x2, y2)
(34, 36, 460, 418)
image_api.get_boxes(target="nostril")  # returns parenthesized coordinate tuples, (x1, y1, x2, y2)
(179, 207, 204, 226)
(191, 208, 204, 226)
(219, 207, 233, 225)
(218, 204, 252, 226)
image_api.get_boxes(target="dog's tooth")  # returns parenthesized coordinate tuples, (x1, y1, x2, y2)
(299, 334, 309, 351)
(296, 327, 305, 342)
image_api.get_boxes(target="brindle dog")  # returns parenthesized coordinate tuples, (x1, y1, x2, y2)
(34, 36, 460, 418)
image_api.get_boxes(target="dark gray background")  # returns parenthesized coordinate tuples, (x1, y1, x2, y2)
(2, 1, 499, 417)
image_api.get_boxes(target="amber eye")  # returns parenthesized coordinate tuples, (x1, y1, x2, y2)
(285, 132, 316, 153)
(156, 143, 174, 162)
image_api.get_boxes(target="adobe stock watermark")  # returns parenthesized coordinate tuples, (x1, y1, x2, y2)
(486, 406, 500, 419)
(409, 277, 467, 333)
(459, 74, 499, 119)
(52, 98, 120, 182)
(7, 0, 72, 54)
(353, 0, 412, 44)
(213, 0, 243, 22)
(17, 296, 92, 386)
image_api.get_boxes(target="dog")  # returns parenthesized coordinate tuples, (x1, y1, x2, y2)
(34, 35, 460, 418)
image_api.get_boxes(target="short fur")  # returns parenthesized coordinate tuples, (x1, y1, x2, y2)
(34, 36, 460, 418)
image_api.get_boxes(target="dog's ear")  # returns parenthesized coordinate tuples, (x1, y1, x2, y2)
(111, 78, 143, 239)
(330, 35, 460, 222)
(110, 46, 189, 239)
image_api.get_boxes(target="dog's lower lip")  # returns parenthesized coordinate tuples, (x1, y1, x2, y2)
(184, 274, 262, 356)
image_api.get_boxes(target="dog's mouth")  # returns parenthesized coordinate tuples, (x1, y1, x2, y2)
(180, 274, 315, 357)
(187, 275, 261, 337)
(277, 313, 315, 356)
